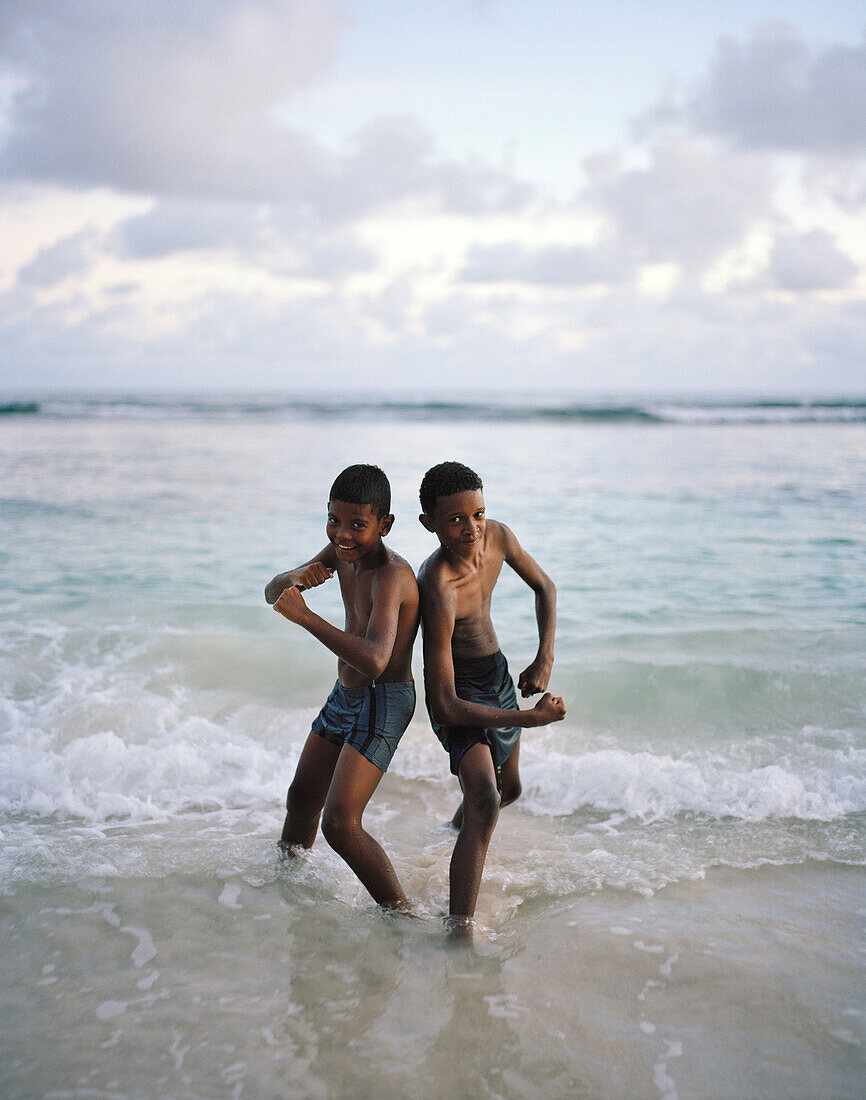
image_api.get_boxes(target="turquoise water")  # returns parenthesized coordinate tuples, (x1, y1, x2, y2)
(1, 399, 865, 1097)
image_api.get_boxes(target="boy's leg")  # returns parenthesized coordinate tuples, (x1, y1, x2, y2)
(449, 742, 501, 923)
(450, 737, 522, 828)
(498, 739, 522, 807)
(320, 745, 409, 911)
(280, 731, 342, 850)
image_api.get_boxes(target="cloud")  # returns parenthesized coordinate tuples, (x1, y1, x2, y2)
(1, 9, 864, 397)
(118, 200, 267, 259)
(4, 255, 866, 395)
(585, 137, 775, 269)
(0, 3, 535, 222)
(767, 229, 859, 292)
(290, 116, 535, 222)
(570, 282, 866, 393)
(670, 23, 866, 156)
(18, 227, 101, 286)
(0, 0, 343, 197)
(460, 240, 632, 285)
(298, 236, 378, 280)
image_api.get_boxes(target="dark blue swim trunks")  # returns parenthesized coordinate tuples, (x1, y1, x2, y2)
(311, 680, 416, 773)
(426, 650, 520, 776)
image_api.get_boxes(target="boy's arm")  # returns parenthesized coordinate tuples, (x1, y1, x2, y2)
(421, 583, 564, 729)
(273, 565, 407, 681)
(499, 524, 557, 697)
(264, 544, 338, 604)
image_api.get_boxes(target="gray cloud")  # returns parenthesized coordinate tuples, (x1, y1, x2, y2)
(118, 200, 268, 259)
(116, 196, 377, 280)
(0, 0, 342, 196)
(768, 229, 859, 291)
(292, 116, 534, 221)
(677, 23, 866, 156)
(460, 240, 632, 285)
(299, 236, 378, 280)
(585, 138, 775, 269)
(0, 3, 534, 221)
(18, 228, 101, 287)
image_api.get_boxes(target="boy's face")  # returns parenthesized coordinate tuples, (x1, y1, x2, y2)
(327, 499, 392, 563)
(420, 489, 486, 558)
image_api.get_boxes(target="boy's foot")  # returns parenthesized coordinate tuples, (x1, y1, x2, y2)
(381, 900, 419, 920)
(443, 915, 475, 942)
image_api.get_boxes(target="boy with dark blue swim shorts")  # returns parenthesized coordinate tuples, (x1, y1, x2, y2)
(418, 461, 566, 934)
(265, 465, 419, 911)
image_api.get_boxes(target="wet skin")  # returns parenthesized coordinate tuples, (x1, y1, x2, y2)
(266, 498, 420, 910)
(417, 487, 566, 927)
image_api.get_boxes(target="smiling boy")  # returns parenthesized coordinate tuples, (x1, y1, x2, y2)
(265, 464, 419, 911)
(417, 461, 566, 932)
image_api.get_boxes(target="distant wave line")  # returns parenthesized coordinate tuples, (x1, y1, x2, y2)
(3, 396, 866, 424)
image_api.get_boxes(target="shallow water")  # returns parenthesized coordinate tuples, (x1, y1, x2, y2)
(1, 400, 865, 1097)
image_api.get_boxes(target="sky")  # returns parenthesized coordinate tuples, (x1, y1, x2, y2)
(1, 0, 865, 396)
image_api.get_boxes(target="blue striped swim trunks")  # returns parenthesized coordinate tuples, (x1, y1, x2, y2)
(426, 650, 520, 776)
(311, 680, 416, 772)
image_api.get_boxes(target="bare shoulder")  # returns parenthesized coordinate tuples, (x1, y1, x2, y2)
(418, 555, 461, 630)
(418, 569, 457, 631)
(417, 548, 451, 596)
(373, 547, 419, 602)
(485, 518, 514, 557)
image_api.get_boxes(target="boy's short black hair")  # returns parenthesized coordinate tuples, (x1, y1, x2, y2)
(329, 464, 391, 518)
(419, 461, 483, 515)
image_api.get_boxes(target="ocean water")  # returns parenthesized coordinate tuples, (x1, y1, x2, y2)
(1, 395, 865, 1098)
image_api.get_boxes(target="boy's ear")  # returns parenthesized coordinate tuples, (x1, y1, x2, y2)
(379, 513, 394, 537)
(419, 513, 434, 533)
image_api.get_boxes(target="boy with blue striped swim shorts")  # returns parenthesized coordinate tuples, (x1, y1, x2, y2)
(265, 465, 419, 912)
(417, 461, 566, 936)
(311, 678, 416, 774)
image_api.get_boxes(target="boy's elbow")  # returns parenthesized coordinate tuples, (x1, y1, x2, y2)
(540, 577, 556, 601)
(265, 574, 286, 604)
(362, 645, 391, 680)
(368, 655, 389, 680)
(429, 695, 457, 727)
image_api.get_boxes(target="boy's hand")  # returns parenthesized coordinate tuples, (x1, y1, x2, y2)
(265, 562, 333, 604)
(530, 692, 566, 725)
(293, 562, 334, 590)
(518, 656, 553, 697)
(273, 586, 310, 625)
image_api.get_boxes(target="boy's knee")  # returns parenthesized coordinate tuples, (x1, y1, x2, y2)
(321, 804, 358, 853)
(465, 785, 501, 829)
(500, 777, 522, 807)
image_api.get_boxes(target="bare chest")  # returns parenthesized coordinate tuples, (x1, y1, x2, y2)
(450, 555, 503, 625)
(338, 572, 375, 634)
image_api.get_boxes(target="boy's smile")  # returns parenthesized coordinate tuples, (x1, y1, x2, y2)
(422, 489, 486, 559)
(327, 499, 391, 563)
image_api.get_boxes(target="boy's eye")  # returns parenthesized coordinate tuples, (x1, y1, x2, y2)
(352, 522, 367, 530)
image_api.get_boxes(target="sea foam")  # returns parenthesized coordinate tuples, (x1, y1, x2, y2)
(519, 744, 866, 822)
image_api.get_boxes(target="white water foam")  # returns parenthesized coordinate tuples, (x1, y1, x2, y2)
(519, 745, 866, 822)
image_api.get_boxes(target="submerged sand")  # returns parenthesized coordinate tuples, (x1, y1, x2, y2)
(2, 857, 863, 1098)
